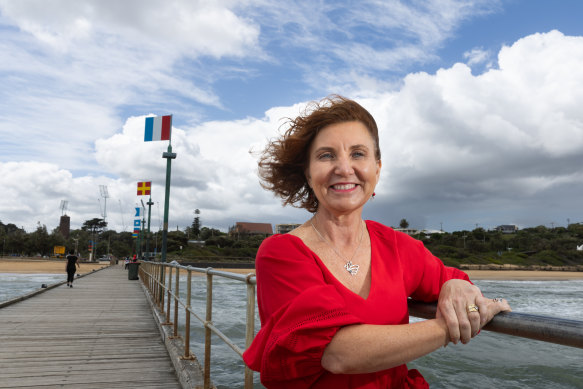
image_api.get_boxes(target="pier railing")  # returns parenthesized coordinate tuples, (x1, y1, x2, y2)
(139, 262, 583, 389)
(408, 300, 583, 349)
(139, 261, 257, 389)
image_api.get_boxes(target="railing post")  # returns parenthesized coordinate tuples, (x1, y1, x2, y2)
(204, 271, 213, 389)
(156, 264, 161, 305)
(182, 268, 194, 360)
(164, 266, 173, 325)
(159, 264, 166, 311)
(149, 263, 153, 294)
(172, 267, 180, 338)
(244, 276, 256, 389)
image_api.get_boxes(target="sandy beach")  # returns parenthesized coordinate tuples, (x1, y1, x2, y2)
(465, 270, 583, 281)
(1, 259, 581, 280)
(0, 259, 109, 274)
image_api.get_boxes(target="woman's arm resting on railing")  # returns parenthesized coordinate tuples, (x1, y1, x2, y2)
(408, 300, 583, 349)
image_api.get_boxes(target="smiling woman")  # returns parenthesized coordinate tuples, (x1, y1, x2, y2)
(244, 95, 511, 388)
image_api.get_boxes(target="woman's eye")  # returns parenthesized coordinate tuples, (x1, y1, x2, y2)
(318, 152, 334, 160)
(352, 150, 365, 158)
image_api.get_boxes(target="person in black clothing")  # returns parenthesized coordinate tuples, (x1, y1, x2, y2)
(65, 250, 80, 288)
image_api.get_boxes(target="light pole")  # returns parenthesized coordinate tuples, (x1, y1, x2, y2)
(73, 237, 79, 255)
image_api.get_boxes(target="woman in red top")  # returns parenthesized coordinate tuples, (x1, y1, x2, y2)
(243, 96, 511, 388)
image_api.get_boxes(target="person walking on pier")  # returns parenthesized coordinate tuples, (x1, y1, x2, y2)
(243, 96, 511, 388)
(65, 250, 80, 288)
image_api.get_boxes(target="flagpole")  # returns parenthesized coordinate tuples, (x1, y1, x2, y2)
(140, 200, 146, 258)
(146, 196, 153, 258)
(161, 144, 176, 263)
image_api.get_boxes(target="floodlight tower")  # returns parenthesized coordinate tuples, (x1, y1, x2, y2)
(99, 185, 109, 224)
(58, 200, 70, 238)
(59, 200, 69, 215)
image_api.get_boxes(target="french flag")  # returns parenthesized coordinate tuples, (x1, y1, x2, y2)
(144, 115, 172, 142)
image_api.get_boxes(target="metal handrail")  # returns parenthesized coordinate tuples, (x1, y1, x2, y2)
(408, 300, 583, 349)
(139, 262, 583, 389)
(139, 261, 257, 389)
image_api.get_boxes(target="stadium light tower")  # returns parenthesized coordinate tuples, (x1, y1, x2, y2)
(99, 185, 109, 224)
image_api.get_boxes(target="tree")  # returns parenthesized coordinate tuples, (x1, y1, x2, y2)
(81, 218, 108, 233)
(81, 218, 107, 259)
(399, 219, 409, 229)
(189, 209, 201, 239)
(28, 223, 50, 256)
(200, 227, 223, 240)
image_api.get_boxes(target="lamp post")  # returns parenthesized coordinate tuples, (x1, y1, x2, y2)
(160, 144, 177, 263)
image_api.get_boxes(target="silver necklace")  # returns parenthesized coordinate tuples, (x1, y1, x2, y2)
(310, 216, 364, 276)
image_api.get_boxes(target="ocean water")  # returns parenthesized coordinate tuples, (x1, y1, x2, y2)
(178, 278, 583, 389)
(0, 273, 64, 302)
(2, 274, 582, 388)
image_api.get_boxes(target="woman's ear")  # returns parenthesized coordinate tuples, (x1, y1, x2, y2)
(305, 169, 311, 188)
(376, 159, 382, 183)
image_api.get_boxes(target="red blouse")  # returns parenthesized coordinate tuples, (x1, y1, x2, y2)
(243, 220, 470, 388)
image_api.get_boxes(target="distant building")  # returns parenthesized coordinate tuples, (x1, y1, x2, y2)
(59, 215, 70, 238)
(275, 223, 301, 234)
(187, 240, 206, 246)
(496, 225, 518, 234)
(230, 222, 273, 237)
(393, 228, 419, 236)
(422, 229, 445, 235)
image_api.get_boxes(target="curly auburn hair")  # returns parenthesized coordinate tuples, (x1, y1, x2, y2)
(258, 95, 381, 213)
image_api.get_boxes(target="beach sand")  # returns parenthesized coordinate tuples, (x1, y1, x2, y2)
(1, 259, 581, 280)
(0, 259, 109, 274)
(465, 270, 583, 281)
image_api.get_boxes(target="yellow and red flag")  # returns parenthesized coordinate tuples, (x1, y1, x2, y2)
(137, 181, 151, 196)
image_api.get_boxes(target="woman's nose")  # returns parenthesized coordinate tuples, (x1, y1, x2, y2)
(334, 155, 354, 176)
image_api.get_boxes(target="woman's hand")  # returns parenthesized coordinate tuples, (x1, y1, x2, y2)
(436, 279, 511, 345)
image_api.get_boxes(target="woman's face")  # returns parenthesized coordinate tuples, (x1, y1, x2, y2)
(306, 121, 381, 216)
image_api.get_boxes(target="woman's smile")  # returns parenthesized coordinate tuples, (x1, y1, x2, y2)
(331, 183, 358, 191)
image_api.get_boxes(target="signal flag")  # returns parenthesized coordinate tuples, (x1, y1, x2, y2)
(144, 115, 172, 142)
(137, 181, 151, 196)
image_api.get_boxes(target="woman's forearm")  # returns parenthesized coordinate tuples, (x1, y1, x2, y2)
(321, 319, 449, 374)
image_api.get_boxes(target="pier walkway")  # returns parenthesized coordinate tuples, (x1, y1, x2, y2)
(0, 265, 182, 389)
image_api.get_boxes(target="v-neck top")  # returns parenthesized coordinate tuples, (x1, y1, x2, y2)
(243, 220, 470, 388)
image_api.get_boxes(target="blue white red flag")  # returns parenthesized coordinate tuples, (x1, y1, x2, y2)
(144, 115, 172, 142)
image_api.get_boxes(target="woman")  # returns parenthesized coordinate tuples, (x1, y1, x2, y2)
(65, 250, 80, 288)
(242, 96, 511, 388)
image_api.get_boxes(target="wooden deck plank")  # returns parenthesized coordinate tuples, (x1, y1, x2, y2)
(0, 266, 182, 389)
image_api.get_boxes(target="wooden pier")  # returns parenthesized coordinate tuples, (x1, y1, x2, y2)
(0, 265, 182, 389)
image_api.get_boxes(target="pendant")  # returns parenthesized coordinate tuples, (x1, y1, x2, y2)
(344, 261, 359, 276)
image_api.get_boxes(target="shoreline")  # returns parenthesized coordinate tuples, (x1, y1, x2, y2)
(1, 259, 582, 280)
(0, 259, 109, 274)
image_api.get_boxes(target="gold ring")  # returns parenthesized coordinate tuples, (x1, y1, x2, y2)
(467, 304, 479, 313)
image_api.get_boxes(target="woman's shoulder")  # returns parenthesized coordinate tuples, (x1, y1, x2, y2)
(258, 233, 308, 256)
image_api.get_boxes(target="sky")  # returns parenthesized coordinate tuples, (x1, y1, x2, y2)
(1, 0, 583, 235)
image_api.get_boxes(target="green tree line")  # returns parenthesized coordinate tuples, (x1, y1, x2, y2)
(420, 224, 583, 268)
(2, 218, 582, 268)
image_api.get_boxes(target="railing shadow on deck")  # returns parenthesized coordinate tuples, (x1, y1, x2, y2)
(139, 261, 583, 389)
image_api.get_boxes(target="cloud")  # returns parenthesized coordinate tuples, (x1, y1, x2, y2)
(1, 1, 581, 234)
(0, 0, 261, 57)
(362, 30, 583, 230)
(463, 47, 493, 67)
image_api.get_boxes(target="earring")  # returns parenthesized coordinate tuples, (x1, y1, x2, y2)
(372, 192, 376, 199)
